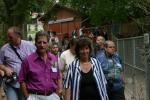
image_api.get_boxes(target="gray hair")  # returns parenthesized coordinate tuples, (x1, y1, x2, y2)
(104, 40, 115, 48)
(35, 31, 49, 42)
(8, 26, 22, 38)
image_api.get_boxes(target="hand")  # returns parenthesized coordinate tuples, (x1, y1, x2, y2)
(108, 73, 115, 79)
(4, 67, 13, 76)
(25, 95, 29, 100)
(0, 70, 4, 76)
(56, 89, 63, 96)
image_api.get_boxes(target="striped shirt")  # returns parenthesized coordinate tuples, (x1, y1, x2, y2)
(64, 57, 109, 100)
(0, 40, 36, 88)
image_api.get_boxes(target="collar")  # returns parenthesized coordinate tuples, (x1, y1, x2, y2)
(32, 51, 52, 61)
(9, 40, 22, 49)
(76, 58, 95, 71)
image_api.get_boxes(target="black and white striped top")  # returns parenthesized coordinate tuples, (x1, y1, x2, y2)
(64, 57, 109, 100)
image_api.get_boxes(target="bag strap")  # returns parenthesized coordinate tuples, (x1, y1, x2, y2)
(9, 44, 23, 61)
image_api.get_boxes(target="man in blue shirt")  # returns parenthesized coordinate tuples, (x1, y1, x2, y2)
(0, 26, 36, 100)
(97, 40, 125, 100)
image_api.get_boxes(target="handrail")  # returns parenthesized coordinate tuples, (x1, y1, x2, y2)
(115, 36, 144, 40)
(124, 62, 145, 72)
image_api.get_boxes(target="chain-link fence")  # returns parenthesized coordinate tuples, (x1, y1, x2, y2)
(115, 36, 147, 100)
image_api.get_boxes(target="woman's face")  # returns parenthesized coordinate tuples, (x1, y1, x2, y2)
(79, 45, 90, 59)
(96, 36, 104, 47)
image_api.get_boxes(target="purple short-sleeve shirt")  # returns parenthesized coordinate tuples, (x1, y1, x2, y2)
(19, 52, 60, 92)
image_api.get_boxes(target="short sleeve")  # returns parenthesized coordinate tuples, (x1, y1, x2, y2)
(59, 53, 66, 71)
(19, 59, 29, 83)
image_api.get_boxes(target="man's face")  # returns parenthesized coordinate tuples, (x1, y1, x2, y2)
(51, 44, 59, 55)
(105, 42, 115, 55)
(7, 29, 18, 45)
(35, 36, 49, 54)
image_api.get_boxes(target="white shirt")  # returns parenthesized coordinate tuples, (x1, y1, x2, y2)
(59, 49, 75, 76)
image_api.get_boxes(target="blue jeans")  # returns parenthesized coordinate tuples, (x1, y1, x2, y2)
(5, 85, 24, 100)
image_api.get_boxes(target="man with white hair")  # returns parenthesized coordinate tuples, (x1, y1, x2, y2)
(97, 40, 125, 100)
(0, 26, 36, 100)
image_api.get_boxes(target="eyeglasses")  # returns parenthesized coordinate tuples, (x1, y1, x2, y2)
(37, 41, 47, 44)
(108, 46, 115, 48)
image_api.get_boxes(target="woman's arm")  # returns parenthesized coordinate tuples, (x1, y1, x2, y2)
(65, 87, 71, 100)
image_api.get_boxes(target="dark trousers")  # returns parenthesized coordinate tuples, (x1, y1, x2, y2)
(108, 87, 125, 100)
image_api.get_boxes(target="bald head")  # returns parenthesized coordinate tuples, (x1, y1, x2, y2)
(104, 40, 115, 55)
(7, 26, 22, 46)
(7, 26, 22, 37)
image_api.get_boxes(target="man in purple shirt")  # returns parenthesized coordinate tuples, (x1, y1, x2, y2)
(19, 31, 62, 100)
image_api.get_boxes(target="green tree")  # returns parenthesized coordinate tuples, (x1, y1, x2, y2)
(0, 0, 55, 46)
(0, 0, 55, 27)
(59, 0, 150, 31)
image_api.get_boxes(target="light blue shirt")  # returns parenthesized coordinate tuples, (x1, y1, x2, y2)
(0, 40, 36, 88)
(96, 52, 124, 91)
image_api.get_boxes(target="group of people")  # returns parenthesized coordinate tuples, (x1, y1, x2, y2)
(0, 26, 125, 100)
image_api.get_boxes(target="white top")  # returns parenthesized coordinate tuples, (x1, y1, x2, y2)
(59, 49, 75, 75)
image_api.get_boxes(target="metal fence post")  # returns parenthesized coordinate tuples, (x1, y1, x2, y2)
(132, 38, 137, 100)
(145, 59, 150, 100)
(144, 33, 150, 100)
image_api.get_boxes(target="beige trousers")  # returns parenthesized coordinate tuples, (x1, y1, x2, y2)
(27, 93, 60, 100)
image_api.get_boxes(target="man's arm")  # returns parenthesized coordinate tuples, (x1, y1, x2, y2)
(56, 78, 63, 96)
(20, 82, 29, 100)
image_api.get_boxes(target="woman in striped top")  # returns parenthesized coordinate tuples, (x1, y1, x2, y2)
(64, 37, 109, 100)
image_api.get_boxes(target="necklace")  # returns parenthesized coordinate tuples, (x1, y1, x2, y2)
(81, 62, 90, 64)
(80, 61, 91, 73)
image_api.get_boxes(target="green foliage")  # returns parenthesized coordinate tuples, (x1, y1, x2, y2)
(0, 33, 6, 47)
(59, 0, 150, 28)
(59, 0, 129, 25)
(0, 0, 54, 26)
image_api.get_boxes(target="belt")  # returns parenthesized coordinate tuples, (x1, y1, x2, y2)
(28, 90, 53, 96)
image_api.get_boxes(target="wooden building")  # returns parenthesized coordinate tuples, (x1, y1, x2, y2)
(39, 4, 82, 41)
